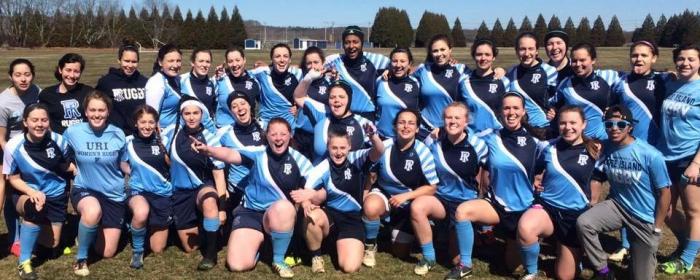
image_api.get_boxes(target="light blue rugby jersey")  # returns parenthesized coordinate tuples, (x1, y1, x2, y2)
(375, 75, 421, 138)
(325, 52, 390, 114)
(162, 123, 225, 190)
(549, 69, 620, 140)
(64, 123, 127, 202)
(304, 148, 372, 213)
(250, 66, 303, 129)
(594, 139, 671, 223)
(303, 98, 372, 163)
(145, 71, 182, 128)
(459, 73, 510, 133)
(239, 146, 312, 211)
(413, 63, 469, 130)
(658, 79, 700, 161)
(217, 121, 265, 191)
(214, 70, 261, 127)
(424, 130, 488, 202)
(123, 135, 172, 197)
(3, 132, 69, 198)
(375, 138, 439, 197)
(610, 72, 669, 145)
(537, 139, 596, 210)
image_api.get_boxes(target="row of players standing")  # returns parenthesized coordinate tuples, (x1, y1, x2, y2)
(1, 24, 699, 280)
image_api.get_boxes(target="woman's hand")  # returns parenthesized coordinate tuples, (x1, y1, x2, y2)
(546, 108, 556, 121)
(290, 188, 316, 204)
(214, 64, 226, 80)
(301, 200, 318, 222)
(683, 162, 700, 185)
(389, 193, 410, 208)
(219, 210, 227, 225)
(28, 189, 46, 211)
(189, 136, 208, 154)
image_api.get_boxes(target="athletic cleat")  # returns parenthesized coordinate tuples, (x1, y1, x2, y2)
(362, 244, 377, 267)
(273, 262, 294, 278)
(284, 255, 302, 267)
(197, 257, 216, 271)
(63, 246, 72, 255)
(608, 248, 628, 262)
(10, 241, 20, 257)
(17, 260, 37, 280)
(519, 271, 547, 280)
(311, 256, 325, 273)
(414, 259, 436, 275)
(130, 251, 144, 269)
(444, 264, 473, 279)
(659, 258, 692, 275)
(73, 259, 90, 277)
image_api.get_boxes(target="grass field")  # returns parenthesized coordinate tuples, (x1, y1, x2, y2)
(0, 47, 694, 279)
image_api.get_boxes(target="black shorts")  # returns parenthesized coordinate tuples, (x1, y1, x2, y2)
(172, 186, 215, 230)
(324, 208, 364, 242)
(128, 190, 173, 228)
(666, 156, 692, 186)
(71, 188, 125, 229)
(541, 202, 587, 248)
(12, 192, 67, 224)
(487, 198, 524, 240)
(438, 197, 462, 228)
(230, 205, 265, 233)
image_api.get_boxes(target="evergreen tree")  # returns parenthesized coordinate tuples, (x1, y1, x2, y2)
(676, 10, 700, 45)
(576, 17, 591, 44)
(632, 14, 656, 43)
(605, 15, 625, 46)
(205, 6, 220, 49)
(475, 21, 490, 41)
(519, 16, 533, 33)
(659, 15, 679, 47)
(370, 7, 393, 48)
(590, 16, 606, 46)
(229, 6, 247, 47)
(395, 9, 414, 48)
(452, 17, 467, 47)
(219, 8, 232, 50)
(548, 15, 561, 31)
(491, 19, 505, 46)
(563, 17, 577, 44)
(655, 14, 667, 44)
(534, 14, 548, 45)
(415, 11, 451, 47)
(179, 10, 195, 48)
(503, 18, 518, 47)
(193, 10, 207, 49)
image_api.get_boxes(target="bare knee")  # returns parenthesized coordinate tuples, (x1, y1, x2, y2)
(363, 197, 385, 220)
(227, 259, 256, 272)
(340, 262, 361, 273)
(455, 204, 474, 221)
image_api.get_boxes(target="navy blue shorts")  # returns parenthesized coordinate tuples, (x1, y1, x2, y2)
(128, 190, 173, 228)
(487, 198, 524, 240)
(541, 202, 587, 248)
(12, 192, 67, 224)
(324, 208, 364, 242)
(230, 205, 265, 233)
(71, 188, 125, 229)
(172, 186, 216, 230)
(438, 197, 462, 228)
(666, 156, 692, 186)
(388, 204, 414, 236)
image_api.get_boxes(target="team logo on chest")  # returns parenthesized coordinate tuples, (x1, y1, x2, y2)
(61, 99, 82, 119)
(404, 159, 415, 171)
(283, 163, 292, 175)
(460, 151, 470, 163)
(206, 87, 213, 96)
(318, 86, 327, 95)
(646, 80, 655, 91)
(245, 81, 253, 90)
(46, 147, 56, 159)
(346, 126, 355, 136)
(445, 69, 454, 78)
(517, 136, 527, 147)
(590, 81, 600, 90)
(344, 168, 352, 180)
(151, 146, 160, 156)
(252, 131, 261, 142)
(404, 84, 413, 93)
(489, 83, 498, 93)
(360, 63, 367, 72)
(531, 73, 542, 84)
(577, 154, 589, 166)
(284, 77, 292, 86)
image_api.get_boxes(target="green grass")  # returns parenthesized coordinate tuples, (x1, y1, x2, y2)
(0, 47, 694, 279)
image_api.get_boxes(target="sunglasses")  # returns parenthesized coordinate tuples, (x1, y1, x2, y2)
(604, 120, 631, 129)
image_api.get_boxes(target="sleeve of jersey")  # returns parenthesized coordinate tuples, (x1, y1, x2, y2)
(303, 161, 328, 190)
(324, 54, 340, 68)
(500, 76, 511, 89)
(549, 81, 565, 108)
(648, 150, 671, 189)
(348, 148, 371, 168)
(469, 135, 489, 165)
(366, 52, 390, 70)
(597, 69, 622, 86)
(145, 76, 166, 113)
(204, 131, 226, 169)
(293, 150, 313, 179)
(160, 125, 176, 148)
(545, 64, 559, 87)
(534, 145, 549, 174)
(304, 98, 327, 122)
(591, 156, 608, 182)
(417, 143, 439, 185)
(217, 128, 235, 148)
(122, 138, 132, 162)
(236, 145, 265, 162)
(2, 137, 18, 175)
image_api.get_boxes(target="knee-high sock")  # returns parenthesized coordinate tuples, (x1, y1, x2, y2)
(202, 217, 220, 260)
(520, 242, 540, 274)
(363, 217, 380, 244)
(681, 239, 700, 268)
(270, 230, 293, 265)
(130, 226, 146, 253)
(18, 223, 40, 263)
(76, 222, 98, 260)
(421, 242, 436, 262)
(455, 220, 474, 267)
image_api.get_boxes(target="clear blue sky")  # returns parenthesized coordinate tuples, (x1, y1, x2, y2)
(129, 0, 699, 31)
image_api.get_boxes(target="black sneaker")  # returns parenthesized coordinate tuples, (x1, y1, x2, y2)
(197, 257, 216, 271)
(445, 264, 473, 279)
(17, 260, 38, 280)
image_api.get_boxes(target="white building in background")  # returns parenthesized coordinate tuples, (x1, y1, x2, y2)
(244, 39, 261, 50)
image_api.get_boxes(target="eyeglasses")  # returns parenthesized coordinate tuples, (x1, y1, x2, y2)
(604, 120, 631, 129)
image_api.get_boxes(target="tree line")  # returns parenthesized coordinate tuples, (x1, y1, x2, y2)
(371, 7, 700, 48)
(0, 0, 247, 49)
